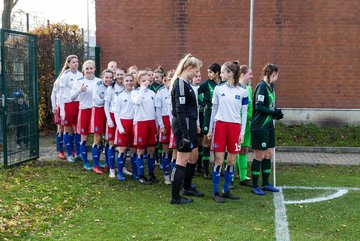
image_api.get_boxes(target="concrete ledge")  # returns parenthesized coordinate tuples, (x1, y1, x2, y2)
(279, 108, 360, 127)
(276, 146, 360, 154)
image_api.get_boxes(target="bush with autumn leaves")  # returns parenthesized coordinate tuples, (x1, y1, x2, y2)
(31, 23, 84, 131)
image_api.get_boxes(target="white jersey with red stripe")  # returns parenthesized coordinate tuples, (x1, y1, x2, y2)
(71, 76, 100, 109)
(93, 79, 108, 108)
(209, 82, 248, 135)
(155, 85, 171, 116)
(104, 83, 124, 113)
(114, 90, 134, 133)
(114, 90, 134, 119)
(131, 86, 156, 124)
(59, 69, 83, 104)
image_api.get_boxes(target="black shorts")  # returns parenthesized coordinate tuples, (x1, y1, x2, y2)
(172, 117, 198, 152)
(251, 129, 275, 150)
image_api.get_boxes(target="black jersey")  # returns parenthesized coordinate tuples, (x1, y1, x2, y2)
(171, 78, 198, 136)
(251, 80, 276, 131)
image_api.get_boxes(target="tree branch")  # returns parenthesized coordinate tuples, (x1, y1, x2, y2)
(11, 0, 19, 9)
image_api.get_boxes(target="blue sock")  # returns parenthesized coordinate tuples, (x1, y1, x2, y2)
(162, 153, 169, 176)
(130, 153, 138, 179)
(74, 133, 81, 156)
(104, 144, 110, 167)
(212, 165, 222, 195)
(80, 141, 89, 165)
(60, 133, 64, 152)
(92, 144, 100, 167)
(56, 132, 63, 152)
(97, 146, 103, 166)
(108, 146, 115, 169)
(148, 154, 155, 175)
(63, 132, 73, 156)
(136, 154, 144, 177)
(223, 165, 234, 193)
(70, 133, 75, 153)
(116, 153, 126, 175)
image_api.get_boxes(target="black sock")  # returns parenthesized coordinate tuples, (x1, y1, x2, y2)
(202, 147, 210, 174)
(184, 163, 196, 191)
(196, 146, 203, 171)
(262, 159, 271, 186)
(251, 159, 261, 188)
(171, 164, 186, 200)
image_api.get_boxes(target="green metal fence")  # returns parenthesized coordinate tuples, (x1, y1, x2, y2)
(0, 29, 39, 167)
(54, 38, 101, 78)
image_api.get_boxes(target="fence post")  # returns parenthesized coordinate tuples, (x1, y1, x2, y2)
(54, 38, 61, 78)
(95, 46, 101, 77)
(0, 29, 7, 167)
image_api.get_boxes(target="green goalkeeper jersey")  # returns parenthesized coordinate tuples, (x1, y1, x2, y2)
(240, 84, 253, 122)
(250, 80, 276, 131)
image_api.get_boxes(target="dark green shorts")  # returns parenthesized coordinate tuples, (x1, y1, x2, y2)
(251, 129, 275, 150)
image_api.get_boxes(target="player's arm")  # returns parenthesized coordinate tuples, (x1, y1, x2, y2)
(173, 82, 190, 138)
(254, 85, 274, 116)
(104, 87, 114, 127)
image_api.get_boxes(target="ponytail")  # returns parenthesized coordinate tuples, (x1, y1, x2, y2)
(59, 55, 78, 76)
(262, 63, 278, 82)
(170, 54, 202, 91)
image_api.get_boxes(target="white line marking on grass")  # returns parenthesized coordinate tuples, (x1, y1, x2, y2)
(284, 189, 348, 205)
(280, 186, 360, 191)
(273, 188, 290, 241)
(273, 186, 360, 241)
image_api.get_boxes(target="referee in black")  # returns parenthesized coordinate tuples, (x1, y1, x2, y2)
(170, 54, 203, 204)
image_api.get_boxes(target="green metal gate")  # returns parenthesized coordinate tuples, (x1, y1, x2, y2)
(0, 29, 39, 167)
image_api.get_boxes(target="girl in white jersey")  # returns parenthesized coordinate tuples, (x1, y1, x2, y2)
(114, 74, 138, 181)
(70, 60, 100, 171)
(166, 70, 178, 170)
(232, 65, 254, 188)
(102, 61, 118, 170)
(91, 69, 113, 174)
(59, 55, 83, 163)
(191, 71, 204, 174)
(207, 61, 248, 203)
(131, 70, 158, 185)
(51, 75, 66, 160)
(155, 70, 172, 185)
(104, 67, 125, 178)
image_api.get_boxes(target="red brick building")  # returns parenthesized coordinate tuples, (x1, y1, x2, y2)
(95, 0, 360, 109)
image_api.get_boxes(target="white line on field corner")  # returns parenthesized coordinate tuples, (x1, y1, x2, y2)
(273, 188, 290, 241)
(280, 186, 360, 191)
(284, 189, 348, 205)
(274, 186, 359, 241)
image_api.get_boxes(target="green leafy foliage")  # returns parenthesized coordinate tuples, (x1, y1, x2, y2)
(31, 23, 84, 131)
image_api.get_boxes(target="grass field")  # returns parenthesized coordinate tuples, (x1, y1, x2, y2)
(1, 160, 359, 240)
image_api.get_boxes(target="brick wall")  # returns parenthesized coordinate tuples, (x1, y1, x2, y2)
(96, 0, 360, 108)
